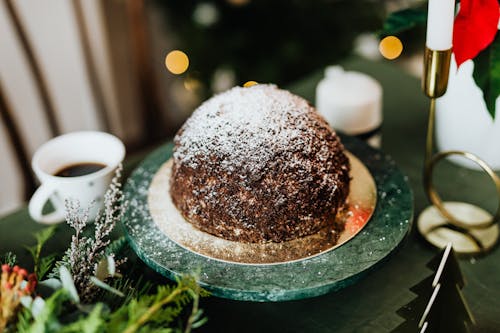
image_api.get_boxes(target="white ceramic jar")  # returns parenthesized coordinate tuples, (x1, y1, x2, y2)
(435, 57, 500, 170)
(316, 66, 383, 148)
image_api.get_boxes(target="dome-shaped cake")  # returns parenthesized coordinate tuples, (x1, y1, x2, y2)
(170, 84, 350, 243)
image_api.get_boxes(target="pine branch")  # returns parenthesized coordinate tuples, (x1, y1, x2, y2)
(106, 276, 206, 333)
(0, 252, 17, 267)
(122, 286, 187, 333)
(37, 254, 57, 281)
(184, 279, 209, 333)
(101, 275, 153, 311)
(105, 237, 128, 258)
(58, 303, 104, 333)
(12, 272, 206, 332)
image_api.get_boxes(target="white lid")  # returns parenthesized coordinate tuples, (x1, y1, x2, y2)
(316, 66, 382, 134)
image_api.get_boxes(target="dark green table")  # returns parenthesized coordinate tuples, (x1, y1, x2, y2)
(1, 58, 499, 332)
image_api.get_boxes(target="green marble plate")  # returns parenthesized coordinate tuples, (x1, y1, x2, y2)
(122, 135, 413, 302)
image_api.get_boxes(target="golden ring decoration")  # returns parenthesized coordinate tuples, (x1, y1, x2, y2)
(424, 149, 500, 230)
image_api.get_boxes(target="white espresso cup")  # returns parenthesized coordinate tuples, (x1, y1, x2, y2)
(29, 131, 125, 224)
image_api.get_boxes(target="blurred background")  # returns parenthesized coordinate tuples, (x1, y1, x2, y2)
(0, 0, 424, 215)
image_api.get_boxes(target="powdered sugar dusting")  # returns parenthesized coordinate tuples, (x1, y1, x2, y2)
(173, 84, 323, 174)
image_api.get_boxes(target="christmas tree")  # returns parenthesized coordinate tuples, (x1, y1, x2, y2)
(393, 243, 475, 333)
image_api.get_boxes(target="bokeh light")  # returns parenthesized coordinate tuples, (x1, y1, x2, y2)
(165, 50, 189, 74)
(227, 0, 250, 6)
(193, 3, 219, 27)
(243, 81, 258, 87)
(379, 36, 403, 60)
(212, 68, 236, 92)
(184, 76, 202, 91)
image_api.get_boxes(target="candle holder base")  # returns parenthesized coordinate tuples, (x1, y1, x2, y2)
(417, 201, 499, 255)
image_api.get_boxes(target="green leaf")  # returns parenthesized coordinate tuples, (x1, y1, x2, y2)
(20, 296, 33, 309)
(472, 34, 500, 119)
(100, 276, 153, 310)
(95, 256, 116, 281)
(16, 307, 33, 333)
(47, 248, 71, 280)
(27, 289, 68, 332)
(107, 256, 116, 277)
(25, 245, 37, 264)
(90, 277, 125, 297)
(191, 316, 208, 329)
(105, 236, 128, 257)
(39, 278, 62, 290)
(34, 225, 58, 246)
(190, 309, 204, 323)
(26, 226, 57, 278)
(58, 303, 104, 333)
(381, 8, 427, 37)
(31, 297, 46, 318)
(60, 266, 80, 304)
(38, 254, 57, 280)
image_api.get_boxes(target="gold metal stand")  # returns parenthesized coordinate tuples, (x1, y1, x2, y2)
(418, 48, 500, 255)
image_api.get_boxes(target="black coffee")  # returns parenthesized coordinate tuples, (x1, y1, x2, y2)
(54, 162, 106, 177)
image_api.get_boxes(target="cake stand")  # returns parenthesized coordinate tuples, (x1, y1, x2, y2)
(122, 135, 413, 302)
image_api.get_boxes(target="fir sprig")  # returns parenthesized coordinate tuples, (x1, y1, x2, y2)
(107, 276, 208, 333)
(0, 253, 16, 267)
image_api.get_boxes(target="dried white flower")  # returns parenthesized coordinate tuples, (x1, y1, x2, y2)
(52, 165, 127, 303)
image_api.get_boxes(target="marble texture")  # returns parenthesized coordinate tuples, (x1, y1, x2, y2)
(121, 135, 413, 302)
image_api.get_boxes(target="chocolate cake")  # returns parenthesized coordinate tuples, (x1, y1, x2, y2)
(169, 84, 350, 243)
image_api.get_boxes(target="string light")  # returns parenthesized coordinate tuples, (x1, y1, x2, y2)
(379, 36, 403, 60)
(165, 50, 189, 74)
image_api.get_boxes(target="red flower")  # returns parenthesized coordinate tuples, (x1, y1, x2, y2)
(453, 0, 500, 67)
(1, 264, 38, 331)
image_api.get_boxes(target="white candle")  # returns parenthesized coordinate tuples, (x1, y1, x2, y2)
(426, 0, 455, 50)
(316, 66, 383, 148)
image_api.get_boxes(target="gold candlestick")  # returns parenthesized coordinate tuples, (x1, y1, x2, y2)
(418, 47, 500, 255)
(422, 48, 452, 98)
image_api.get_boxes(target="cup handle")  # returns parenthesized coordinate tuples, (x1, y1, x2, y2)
(28, 183, 65, 224)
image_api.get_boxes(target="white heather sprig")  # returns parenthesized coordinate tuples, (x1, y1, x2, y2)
(53, 164, 127, 303)
(92, 167, 124, 256)
(65, 199, 90, 234)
